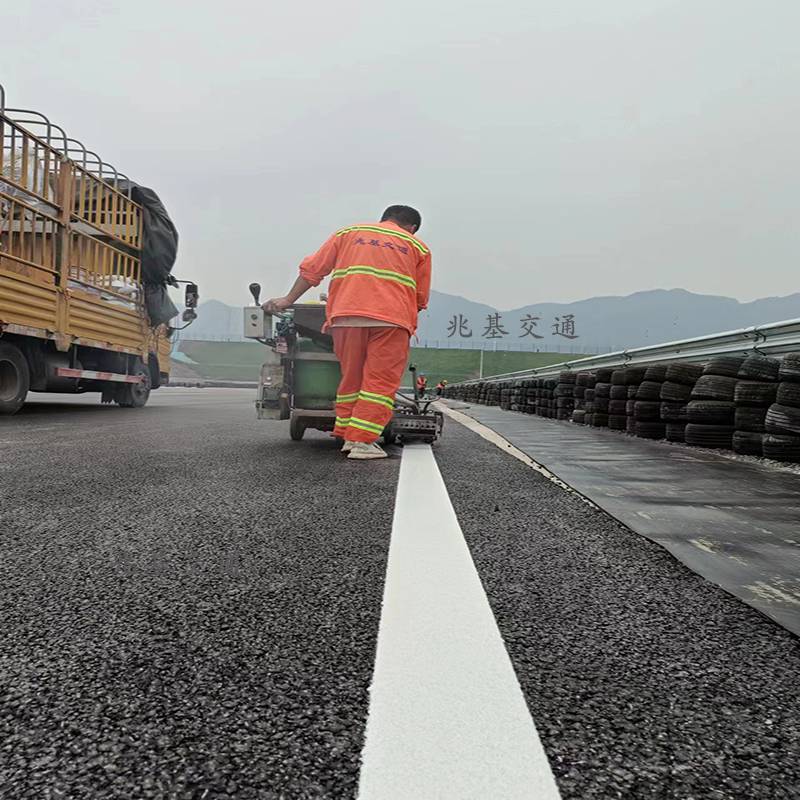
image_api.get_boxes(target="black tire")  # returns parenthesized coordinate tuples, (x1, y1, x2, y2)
(735, 406, 767, 433)
(608, 399, 627, 415)
(383, 425, 397, 445)
(661, 402, 688, 423)
(558, 371, 577, 384)
(585, 389, 596, 402)
(595, 368, 614, 383)
(665, 423, 687, 442)
(685, 423, 734, 449)
(634, 400, 661, 421)
(776, 382, 800, 408)
(704, 356, 746, 377)
(556, 409, 572, 420)
(591, 413, 609, 427)
(573, 386, 586, 399)
(116, 361, 151, 408)
(626, 400, 636, 416)
(763, 433, 800, 462)
(738, 354, 780, 381)
(732, 431, 764, 456)
(595, 382, 611, 399)
(687, 400, 735, 425)
(572, 410, 586, 424)
(636, 381, 663, 401)
(735, 381, 778, 406)
(625, 417, 637, 434)
(0, 342, 30, 415)
(691, 375, 738, 401)
(635, 421, 665, 439)
(778, 353, 800, 383)
(661, 381, 693, 402)
(594, 397, 609, 413)
(627, 385, 639, 399)
(643, 364, 669, 382)
(290, 417, 306, 440)
(609, 385, 628, 400)
(665, 362, 704, 385)
(576, 372, 596, 388)
(625, 367, 648, 385)
(765, 403, 800, 436)
(608, 414, 627, 430)
(611, 370, 627, 386)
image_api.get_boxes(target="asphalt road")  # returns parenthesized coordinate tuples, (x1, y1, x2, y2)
(1, 389, 396, 799)
(1, 388, 799, 799)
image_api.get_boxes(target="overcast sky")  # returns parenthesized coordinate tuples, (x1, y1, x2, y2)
(3, 0, 798, 309)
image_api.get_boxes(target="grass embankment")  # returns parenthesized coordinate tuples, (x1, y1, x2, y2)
(177, 340, 568, 383)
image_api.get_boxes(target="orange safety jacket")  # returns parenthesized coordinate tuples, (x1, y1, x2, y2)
(298, 220, 432, 334)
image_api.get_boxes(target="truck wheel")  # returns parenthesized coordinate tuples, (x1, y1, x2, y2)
(0, 342, 30, 415)
(116, 362, 151, 408)
(290, 416, 305, 441)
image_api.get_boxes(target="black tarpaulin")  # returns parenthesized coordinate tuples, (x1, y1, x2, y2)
(117, 181, 179, 326)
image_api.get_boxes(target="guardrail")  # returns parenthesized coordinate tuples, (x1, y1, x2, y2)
(460, 317, 800, 384)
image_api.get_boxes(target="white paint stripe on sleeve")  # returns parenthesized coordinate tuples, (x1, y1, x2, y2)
(357, 444, 562, 800)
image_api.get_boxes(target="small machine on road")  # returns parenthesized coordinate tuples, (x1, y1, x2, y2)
(243, 284, 443, 444)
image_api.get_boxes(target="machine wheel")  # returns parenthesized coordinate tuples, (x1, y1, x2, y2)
(0, 342, 30, 415)
(290, 416, 306, 441)
(116, 360, 151, 408)
(382, 424, 397, 446)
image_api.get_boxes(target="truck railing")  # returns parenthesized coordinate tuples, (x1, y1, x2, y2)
(458, 317, 800, 385)
(1, 102, 142, 249)
(1, 86, 144, 306)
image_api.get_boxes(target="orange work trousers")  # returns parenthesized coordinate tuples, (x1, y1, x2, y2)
(332, 327, 410, 443)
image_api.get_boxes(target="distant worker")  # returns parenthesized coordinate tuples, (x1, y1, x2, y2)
(435, 379, 448, 397)
(416, 372, 428, 398)
(263, 205, 431, 460)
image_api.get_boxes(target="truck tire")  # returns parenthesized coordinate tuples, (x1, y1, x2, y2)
(116, 361, 151, 408)
(289, 416, 305, 441)
(0, 343, 30, 415)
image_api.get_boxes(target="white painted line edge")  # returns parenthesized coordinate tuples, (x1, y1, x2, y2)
(438, 403, 600, 510)
(357, 444, 561, 800)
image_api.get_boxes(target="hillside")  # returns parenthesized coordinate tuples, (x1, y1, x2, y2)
(177, 340, 566, 383)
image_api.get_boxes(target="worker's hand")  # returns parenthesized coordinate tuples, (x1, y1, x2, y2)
(262, 296, 292, 314)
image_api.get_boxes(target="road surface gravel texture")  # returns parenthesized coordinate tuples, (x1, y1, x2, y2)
(434, 423, 800, 800)
(0, 389, 395, 799)
(2, 388, 799, 799)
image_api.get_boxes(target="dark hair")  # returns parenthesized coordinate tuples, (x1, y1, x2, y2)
(381, 205, 422, 231)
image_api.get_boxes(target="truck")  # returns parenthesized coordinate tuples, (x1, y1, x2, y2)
(0, 84, 197, 415)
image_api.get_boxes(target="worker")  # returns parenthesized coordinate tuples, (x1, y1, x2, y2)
(435, 379, 448, 397)
(263, 205, 431, 460)
(416, 372, 428, 398)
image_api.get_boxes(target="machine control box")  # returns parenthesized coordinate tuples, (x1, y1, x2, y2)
(243, 306, 269, 339)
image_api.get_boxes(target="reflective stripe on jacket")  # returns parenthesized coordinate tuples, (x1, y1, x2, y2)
(298, 220, 432, 333)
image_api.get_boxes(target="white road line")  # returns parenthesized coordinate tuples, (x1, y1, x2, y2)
(357, 444, 561, 800)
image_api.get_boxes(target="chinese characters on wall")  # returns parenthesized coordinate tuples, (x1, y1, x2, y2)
(447, 312, 579, 340)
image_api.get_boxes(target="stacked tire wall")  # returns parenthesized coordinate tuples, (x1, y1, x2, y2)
(732, 355, 780, 456)
(764, 353, 800, 461)
(660, 363, 704, 443)
(634, 364, 668, 440)
(442, 352, 800, 464)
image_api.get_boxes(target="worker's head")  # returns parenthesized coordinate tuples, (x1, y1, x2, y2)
(381, 205, 422, 234)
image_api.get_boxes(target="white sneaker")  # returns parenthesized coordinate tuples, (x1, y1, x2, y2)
(347, 442, 388, 460)
(341, 441, 356, 453)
